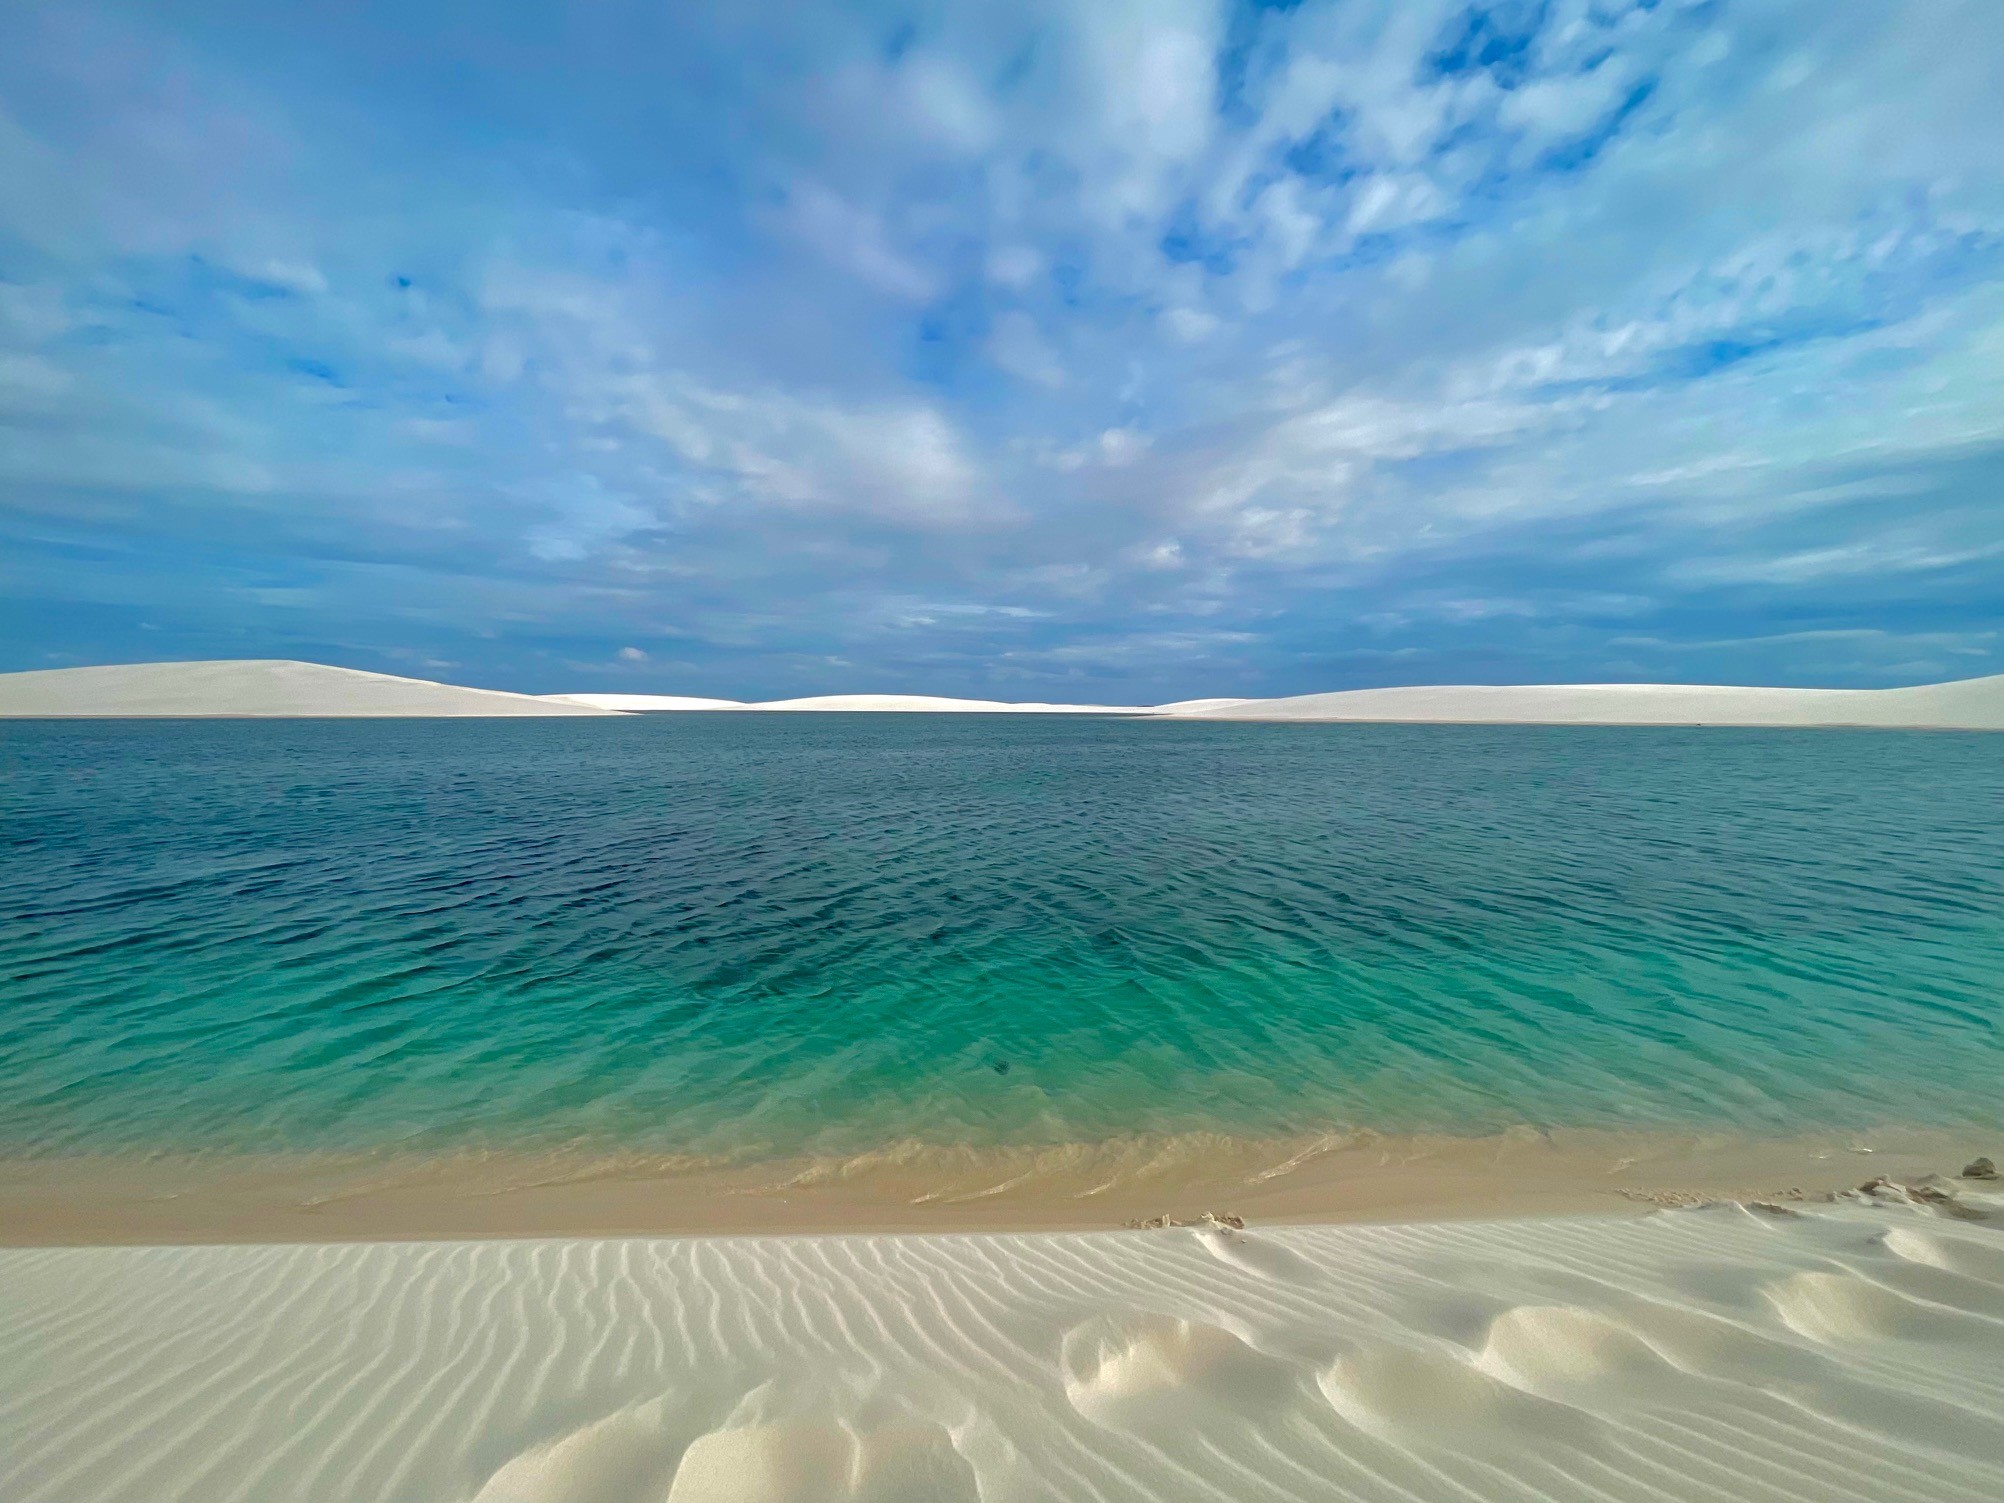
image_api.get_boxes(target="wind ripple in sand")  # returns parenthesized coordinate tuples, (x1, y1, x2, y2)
(2, 1202, 2003, 1502)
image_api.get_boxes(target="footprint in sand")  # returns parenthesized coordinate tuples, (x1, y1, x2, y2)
(471, 1403, 686, 1503)
(1881, 1226, 2004, 1284)
(1614, 1298, 1815, 1383)
(1060, 1312, 1298, 1435)
(471, 1404, 977, 1503)
(664, 1419, 978, 1503)
(1627, 1282, 2004, 1469)
(1764, 1268, 1974, 1345)
(1190, 1223, 1320, 1283)
(1475, 1304, 1681, 1407)
(1319, 1341, 1602, 1459)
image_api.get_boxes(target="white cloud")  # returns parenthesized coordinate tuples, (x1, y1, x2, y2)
(522, 478, 654, 562)
(1673, 538, 2004, 587)
(235, 258, 327, 296)
(1161, 305, 1219, 342)
(986, 245, 1042, 288)
(780, 183, 940, 303)
(1344, 173, 1448, 238)
(0, 351, 73, 397)
(1001, 626, 1257, 670)
(987, 311, 1066, 387)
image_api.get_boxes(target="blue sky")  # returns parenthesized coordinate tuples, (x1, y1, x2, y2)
(2, 0, 2002, 699)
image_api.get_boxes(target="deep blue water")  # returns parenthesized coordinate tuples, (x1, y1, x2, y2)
(1, 715, 2000, 1159)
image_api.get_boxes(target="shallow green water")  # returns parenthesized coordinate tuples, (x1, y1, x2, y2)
(1, 716, 2000, 1159)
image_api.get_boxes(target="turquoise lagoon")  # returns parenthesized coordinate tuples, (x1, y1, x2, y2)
(1, 715, 2000, 1163)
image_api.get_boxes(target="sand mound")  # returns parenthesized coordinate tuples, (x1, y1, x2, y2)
(1476, 1304, 1676, 1400)
(0, 660, 622, 718)
(1883, 1225, 2004, 1283)
(1320, 1342, 1599, 1458)
(1170, 673, 2004, 729)
(472, 1402, 685, 1503)
(5, 1200, 2003, 1501)
(1764, 1268, 1939, 1342)
(665, 1420, 976, 1503)
(1060, 1312, 1294, 1434)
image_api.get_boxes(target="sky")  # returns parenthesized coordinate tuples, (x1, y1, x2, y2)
(2, 0, 2002, 701)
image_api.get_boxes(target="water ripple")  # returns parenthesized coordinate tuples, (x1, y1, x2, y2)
(0, 716, 2000, 1158)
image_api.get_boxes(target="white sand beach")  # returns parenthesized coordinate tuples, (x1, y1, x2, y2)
(1150, 697, 1254, 714)
(742, 694, 1155, 713)
(0, 661, 620, 718)
(4, 1186, 2001, 1502)
(542, 694, 746, 711)
(536, 693, 1169, 713)
(1167, 674, 2004, 729)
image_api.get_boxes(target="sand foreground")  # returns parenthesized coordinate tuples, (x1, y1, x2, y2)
(3, 1189, 2001, 1502)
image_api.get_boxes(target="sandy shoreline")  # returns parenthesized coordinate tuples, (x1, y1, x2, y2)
(5, 1191, 2002, 1502)
(4, 1124, 1992, 1246)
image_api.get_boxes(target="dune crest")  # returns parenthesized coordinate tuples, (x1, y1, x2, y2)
(1149, 696, 1252, 713)
(1165, 673, 2004, 728)
(0, 660, 621, 718)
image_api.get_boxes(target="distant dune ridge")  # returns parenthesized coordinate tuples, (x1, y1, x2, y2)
(0, 660, 619, 717)
(1166, 674, 2004, 729)
(541, 692, 745, 711)
(551, 692, 1251, 714)
(539, 677, 2004, 725)
(1151, 697, 1253, 714)
(4, 659, 2002, 726)
(742, 693, 1154, 713)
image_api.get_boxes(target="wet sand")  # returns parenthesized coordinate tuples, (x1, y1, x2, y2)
(3, 1124, 1989, 1245)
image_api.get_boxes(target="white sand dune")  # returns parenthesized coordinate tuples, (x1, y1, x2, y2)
(0, 661, 622, 718)
(743, 693, 1153, 713)
(1167, 673, 2004, 729)
(4, 1196, 2002, 1502)
(1150, 697, 1253, 714)
(541, 693, 745, 712)
(15, 660, 2002, 727)
(535, 677, 2004, 726)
